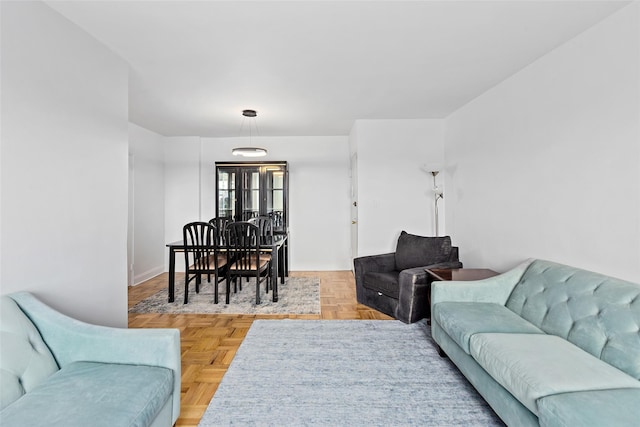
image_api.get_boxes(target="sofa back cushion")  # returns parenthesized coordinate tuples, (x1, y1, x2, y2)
(395, 232, 452, 271)
(505, 260, 640, 380)
(0, 295, 59, 409)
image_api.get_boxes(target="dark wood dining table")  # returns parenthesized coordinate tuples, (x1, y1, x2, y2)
(166, 233, 288, 303)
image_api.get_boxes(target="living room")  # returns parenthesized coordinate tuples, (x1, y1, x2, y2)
(2, 1, 640, 425)
(3, 1, 637, 330)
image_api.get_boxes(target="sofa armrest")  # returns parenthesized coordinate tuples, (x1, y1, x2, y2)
(9, 292, 181, 425)
(430, 259, 533, 307)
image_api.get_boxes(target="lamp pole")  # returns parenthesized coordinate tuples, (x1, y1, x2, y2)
(431, 171, 443, 237)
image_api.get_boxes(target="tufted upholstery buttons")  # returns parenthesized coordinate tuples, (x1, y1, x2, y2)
(505, 260, 640, 380)
(0, 297, 59, 410)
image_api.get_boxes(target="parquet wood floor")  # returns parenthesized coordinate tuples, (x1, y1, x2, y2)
(128, 271, 392, 427)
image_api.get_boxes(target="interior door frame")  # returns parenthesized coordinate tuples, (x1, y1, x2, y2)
(350, 153, 358, 268)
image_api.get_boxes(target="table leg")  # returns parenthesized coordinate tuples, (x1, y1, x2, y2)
(168, 248, 176, 303)
(284, 239, 289, 278)
(272, 243, 279, 302)
(280, 242, 286, 284)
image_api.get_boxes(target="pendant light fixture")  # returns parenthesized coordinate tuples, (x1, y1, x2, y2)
(232, 109, 268, 157)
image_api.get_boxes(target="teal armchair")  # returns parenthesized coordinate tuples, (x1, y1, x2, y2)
(1, 292, 181, 426)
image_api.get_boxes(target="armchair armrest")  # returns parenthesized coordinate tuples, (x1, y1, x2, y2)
(426, 260, 464, 270)
(9, 292, 181, 425)
(430, 259, 533, 308)
(395, 260, 463, 323)
(354, 253, 396, 275)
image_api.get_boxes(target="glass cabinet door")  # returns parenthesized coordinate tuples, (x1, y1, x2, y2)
(241, 168, 261, 220)
(215, 162, 288, 230)
(217, 168, 236, 219)
(265, 167, 286, 231)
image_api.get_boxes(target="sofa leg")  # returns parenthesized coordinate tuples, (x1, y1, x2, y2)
(437, 345, 447, 358)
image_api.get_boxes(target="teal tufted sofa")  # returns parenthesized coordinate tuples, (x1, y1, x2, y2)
(431, 259, 640, 427)
(0, 292, 181, 427)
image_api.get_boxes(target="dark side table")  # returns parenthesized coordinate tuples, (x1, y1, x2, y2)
(425, 268, 499, 324)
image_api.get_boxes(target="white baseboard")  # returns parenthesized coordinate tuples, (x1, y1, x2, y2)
(132, 265, 165, 286)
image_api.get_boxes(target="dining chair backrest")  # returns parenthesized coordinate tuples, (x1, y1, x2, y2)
(241, 211, 259, 221)
(183, 221, 226, 304)
(225, 221, 271, 305)
(183, 222, 217, 271)
(269, 211, 284, 229)
(248, 216, 273, 238)
(208, 216, 232, 242)
(225, 221, 261, 270)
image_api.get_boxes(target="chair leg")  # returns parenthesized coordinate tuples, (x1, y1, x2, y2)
(225, 273, 231, 304)
(195, 274, 201, 293)
(184, 275, 189, 304)
(213, 272, 219, 304)
(255, 272, 261, 305)
(267, 263, 272, 293)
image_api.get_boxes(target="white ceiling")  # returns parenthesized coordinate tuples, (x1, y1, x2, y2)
(46, 0, 630, 137)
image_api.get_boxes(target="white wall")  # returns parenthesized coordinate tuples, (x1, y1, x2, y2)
(445, 2, 640, 282)
(163, 136, 201, 254)
(0, 2, 130, 326)
(129, 124, 165, 285)
(351, 119, 446, 257)
(163, 136, 352, 271)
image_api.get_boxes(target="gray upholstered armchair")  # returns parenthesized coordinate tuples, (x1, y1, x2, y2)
(354, 231, 462, 323)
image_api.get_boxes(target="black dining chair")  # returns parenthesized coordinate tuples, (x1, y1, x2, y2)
(248, 215, 273, 238)
(225, 222, 271, 305)
(208, 216, 232, 242)
(241, 211, 259, 221)
(183, 222, 227, 304)
(248, 216, 275, 292)
(268, 211, 284, 230)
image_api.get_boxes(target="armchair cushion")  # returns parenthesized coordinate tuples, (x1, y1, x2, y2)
(394, 232, 452, 271)
(4, 292, 181, 425)
(363, 271, 400, 299)
(0, 361, 173, 427)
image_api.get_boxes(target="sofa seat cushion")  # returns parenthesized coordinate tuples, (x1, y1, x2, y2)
(537, 388, 640, 427)
(1, 361, 174, 427)
(470, 333, 640, 415)
(433, 302, 544, 354)
(363, 271, 400, 299)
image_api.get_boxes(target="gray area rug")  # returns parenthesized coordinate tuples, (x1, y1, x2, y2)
(129, 277, 320, 315)
(199, 319, 504, 426)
